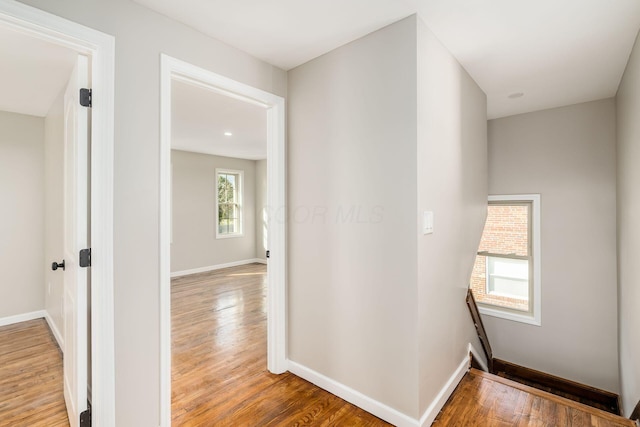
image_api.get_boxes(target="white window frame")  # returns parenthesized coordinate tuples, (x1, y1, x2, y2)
(477, 194, 542, 326)
(215, 168, 244, 239)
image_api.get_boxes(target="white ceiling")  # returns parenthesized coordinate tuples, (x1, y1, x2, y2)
(134, 0, 640, 119)
(411, 0, 640, 119)
(171, 79, 267, 160)
(0, 25, 77, 117)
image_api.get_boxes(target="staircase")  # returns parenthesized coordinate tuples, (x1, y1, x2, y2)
(434, 368, 637, 426)
(464, 289, 639, 426)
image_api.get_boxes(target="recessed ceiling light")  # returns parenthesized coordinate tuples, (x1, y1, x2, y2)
(224, 132, 233, 136)
(508, 92, 524, 99)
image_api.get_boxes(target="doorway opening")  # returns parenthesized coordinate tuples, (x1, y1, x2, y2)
(159, 55, 286, 426)
(0, 2, 115, 426)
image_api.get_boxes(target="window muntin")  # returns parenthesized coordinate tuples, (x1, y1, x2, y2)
(470, 195, 541, 325)
(216, 169, 243, 238)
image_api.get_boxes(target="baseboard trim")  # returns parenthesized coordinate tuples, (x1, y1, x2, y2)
(419, 355, 470, 427)
(0, 310, 46, 328)
(44, 311, 64, 350)
(170, 259, 265, 278)
(287, 360, 418, 427)
(255, 258, 268, 265)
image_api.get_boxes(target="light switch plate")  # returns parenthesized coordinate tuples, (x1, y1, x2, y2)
(423, 211, 434, 235)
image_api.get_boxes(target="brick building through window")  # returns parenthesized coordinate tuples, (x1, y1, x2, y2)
(470, 203, 531, 312)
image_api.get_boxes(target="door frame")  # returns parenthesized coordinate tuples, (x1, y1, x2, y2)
(0, 1, 116, 426)
(159, 54, 287, 426)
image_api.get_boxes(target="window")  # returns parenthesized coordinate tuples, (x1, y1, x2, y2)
(470, 194, 541, 325)
(216, 169, 243, 238)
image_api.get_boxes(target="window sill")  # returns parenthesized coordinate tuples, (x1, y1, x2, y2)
(216, 233, 244, 240)
(478, 305, 541, 326)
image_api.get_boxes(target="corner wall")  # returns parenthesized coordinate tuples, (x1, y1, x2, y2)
(0, 111, 45, 319)
(616, 29, 640, 417)
(288, 16, 419, 418)
(416, 19, 488, 418)
(484, 99, 619, 393)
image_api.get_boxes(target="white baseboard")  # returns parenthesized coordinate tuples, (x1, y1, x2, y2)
(468, 342, 489, 372)
(44, 310, 64, 350)
(287, 360, 419, 427)
(0, 310, 46, 328)
(255, 258, 268, 264)
(419, 354, 470, 427)
(288, 352, 471, 427)
(170, 258, 266, 278)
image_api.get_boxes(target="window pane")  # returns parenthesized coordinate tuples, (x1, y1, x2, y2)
(220, 204, 231, 220)
(478, 204, 529, 257)
(216, 171, 242, 236)
(219, 221, 229, 234)
(229, 204, 239, 221)
(218, 175, 229, 203)
(227, 174, 236, 202)
(471, 254, 529, 312)
(487, 257, 529, 299)
(228, 218, 240, 234)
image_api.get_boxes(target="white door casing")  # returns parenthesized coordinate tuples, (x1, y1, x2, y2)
(0, 2, 115, 425)
(159, 55, 287, 427)
(63, 54, 90, 427)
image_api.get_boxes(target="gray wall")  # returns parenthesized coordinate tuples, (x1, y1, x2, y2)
(255, 159, 267, 261)
(17, 0, 287, 424)
(288, 15, 489, 419)
(485, 99, 619, 392)
(171, 150, 256, 272)
(416, 20, 488, 414)
(0, 111, 45, 318)
(617, 29, 640, 417)
(44, 89, 65, 342)
(288, 16, 419, 417)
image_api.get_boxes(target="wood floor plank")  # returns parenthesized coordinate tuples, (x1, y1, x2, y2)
(434, 369, 635, 427)
(171, 263, 391, 426)
(0, 318, 69, 427)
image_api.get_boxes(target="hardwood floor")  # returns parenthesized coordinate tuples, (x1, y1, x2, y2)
(0, 318, 69, 427)
(171, 263, 391, 426)
(434, 368, 636, 427)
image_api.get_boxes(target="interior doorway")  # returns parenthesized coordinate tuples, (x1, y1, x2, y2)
(159, 55, 286, 426)
(0, 2, 115, 425)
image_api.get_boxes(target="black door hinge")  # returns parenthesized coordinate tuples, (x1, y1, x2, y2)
(266, 250, 270, 259)
(80, 407, 91, 427)
(79, 88, 92, 107)
(79, 248, 91, 268)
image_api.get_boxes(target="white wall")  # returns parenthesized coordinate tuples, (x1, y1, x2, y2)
(44, 89, 65, 343)
(288, 16, 419, 417)
(17, 0, 287, 424)
(416, 20, 488, 415)
(255, 159, 267, 261)
(171, 150, 256, 272)
(0, 111, 45, 319)
(484, 99, 619, 393)
(616, 29, 640, 417)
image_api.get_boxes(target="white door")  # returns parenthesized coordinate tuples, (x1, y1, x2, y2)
(63, 54, 90, 427)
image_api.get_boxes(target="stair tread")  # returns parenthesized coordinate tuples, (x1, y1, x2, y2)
(469, 368, 635, 426)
